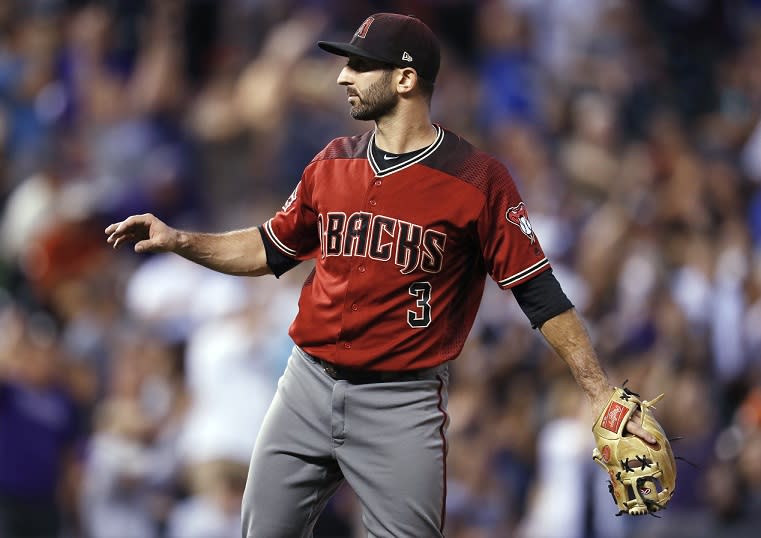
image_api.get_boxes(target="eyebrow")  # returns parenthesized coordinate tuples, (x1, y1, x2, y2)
(347, 57, 394, 72)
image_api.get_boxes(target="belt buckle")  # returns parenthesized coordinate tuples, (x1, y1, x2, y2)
(323, 364, 338, 378)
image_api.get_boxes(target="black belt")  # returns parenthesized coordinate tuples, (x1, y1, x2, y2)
(316, 358, 433, 384)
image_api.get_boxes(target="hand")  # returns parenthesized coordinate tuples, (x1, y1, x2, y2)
(591, 390, 657, 445)
(591, 386, 676, 515)
(105, 213, 178, 253)
(625, 410, 657, 445)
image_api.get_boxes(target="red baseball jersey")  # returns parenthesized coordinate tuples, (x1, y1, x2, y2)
(261, 125, 550, 370)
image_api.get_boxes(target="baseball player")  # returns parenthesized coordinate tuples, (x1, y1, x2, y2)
(106, 13, 656, 537)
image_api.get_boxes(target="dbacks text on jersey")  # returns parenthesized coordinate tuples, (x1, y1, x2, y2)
(318, 211, 446, 275)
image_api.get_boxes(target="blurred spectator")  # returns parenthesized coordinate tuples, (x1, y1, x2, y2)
(80, 398, 162, 538)
(166, 459, 248, 538)
(80, 330, 187, 538)
(0, 306, 82, 538)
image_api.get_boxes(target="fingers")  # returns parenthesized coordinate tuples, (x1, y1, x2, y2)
(626, 418, 657, 444)
(106, 229, 125, 248)
(134, 239, 159, 253)
(105, 214, 155, 249)
(106, 227, 135, 248)
(109, 232, 161, 253)
(110, 233, 136, 249)
(104, 216, 140, 235)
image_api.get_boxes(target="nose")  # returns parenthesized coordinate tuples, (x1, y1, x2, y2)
(337, 65, 353, 86)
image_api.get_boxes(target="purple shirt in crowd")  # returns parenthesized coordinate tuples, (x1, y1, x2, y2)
(0, 381, 79, 500)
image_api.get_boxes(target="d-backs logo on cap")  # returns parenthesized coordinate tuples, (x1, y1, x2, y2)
(355, 17, 374, 39)
(506, 202, 536, 244)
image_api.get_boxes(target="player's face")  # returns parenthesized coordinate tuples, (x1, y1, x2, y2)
(339, 57, 399, 121)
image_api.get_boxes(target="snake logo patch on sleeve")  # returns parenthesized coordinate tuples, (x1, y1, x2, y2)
(506, 202, 536, 244)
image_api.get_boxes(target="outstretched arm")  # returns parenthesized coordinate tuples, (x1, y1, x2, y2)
(105, 213, 272, 277)
(540, 308, 656, 443)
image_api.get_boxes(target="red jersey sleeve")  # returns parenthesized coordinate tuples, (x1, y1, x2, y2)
(477, 160, 550, 288)
(262, 178, 320, 261)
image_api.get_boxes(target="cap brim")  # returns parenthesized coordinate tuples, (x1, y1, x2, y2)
(317, 41, 395, 65)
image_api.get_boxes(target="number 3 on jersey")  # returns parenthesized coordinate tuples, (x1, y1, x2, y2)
(407, 282, 432, 328)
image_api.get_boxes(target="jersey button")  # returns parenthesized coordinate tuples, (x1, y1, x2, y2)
(344, 342, 352, 349)
(358, 265, 366, 273)
(374, 180, 382, 186)
(351, 304, 358, 311)
(369, 199, 377, 206)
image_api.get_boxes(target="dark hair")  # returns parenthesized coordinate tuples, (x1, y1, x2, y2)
(417, 76, 434, 105)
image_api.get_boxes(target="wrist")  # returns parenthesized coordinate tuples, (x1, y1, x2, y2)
(174, 230, 190, 252)
(589, 384, 615, 408)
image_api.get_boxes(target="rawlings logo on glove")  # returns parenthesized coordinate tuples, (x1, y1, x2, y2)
(592, 386, 677, 516)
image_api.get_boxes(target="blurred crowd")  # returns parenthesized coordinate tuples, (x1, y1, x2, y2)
(1, 0, 761, 537)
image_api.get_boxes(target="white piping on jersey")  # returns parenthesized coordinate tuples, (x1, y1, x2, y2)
(264, 218, 297, 256)
(498, 257, 549, 288)
(367, 124, 444, 177)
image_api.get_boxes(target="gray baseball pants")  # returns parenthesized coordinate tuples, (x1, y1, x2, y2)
(241, 346, 450, 538)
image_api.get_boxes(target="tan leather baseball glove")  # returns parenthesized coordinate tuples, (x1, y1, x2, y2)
(592, 386, 676, 516)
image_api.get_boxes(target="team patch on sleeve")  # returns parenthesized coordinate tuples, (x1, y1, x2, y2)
(282, 183, 299, 212)
(264, 219, 297, 257)
(506, 202, 535, 244)
(498, 257, 549, 288)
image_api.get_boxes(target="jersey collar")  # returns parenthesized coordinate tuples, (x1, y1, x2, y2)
(367, 124, 444, 177)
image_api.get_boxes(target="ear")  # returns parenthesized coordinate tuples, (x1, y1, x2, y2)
(396, 67, 418, 96)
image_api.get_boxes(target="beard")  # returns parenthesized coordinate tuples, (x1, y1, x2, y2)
(349, 70, 399, 121)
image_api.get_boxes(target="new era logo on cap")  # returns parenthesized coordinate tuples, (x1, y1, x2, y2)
(317, 13, 441, 82)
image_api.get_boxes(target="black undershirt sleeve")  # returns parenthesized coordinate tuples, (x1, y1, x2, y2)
(511, 269, 574, 329)
(257, 225, 301, 277)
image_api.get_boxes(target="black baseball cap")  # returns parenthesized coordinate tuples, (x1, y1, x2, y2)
(318, 13, 440, 83)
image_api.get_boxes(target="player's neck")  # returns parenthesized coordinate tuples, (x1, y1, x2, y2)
(373, 107, 436, 154)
